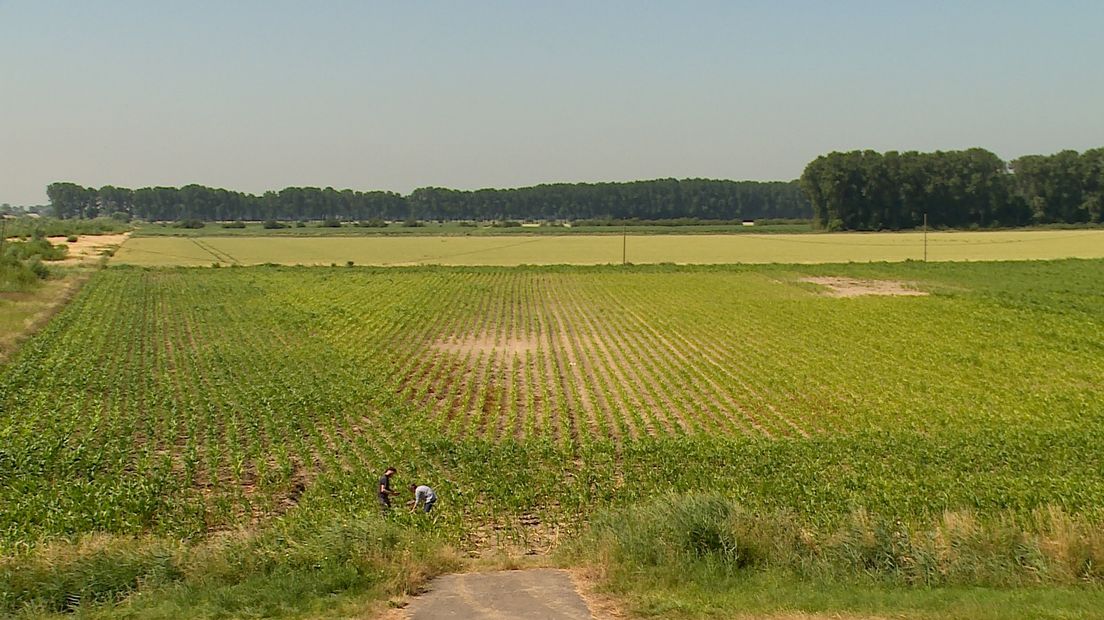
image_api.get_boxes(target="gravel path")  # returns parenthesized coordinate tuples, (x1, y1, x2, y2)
(403, 569, 594, 619)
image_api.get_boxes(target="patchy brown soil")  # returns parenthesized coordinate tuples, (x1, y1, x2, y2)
(48, 233, 130, 266)
(434, 333, 540, 357)
(567, 568, 631, 620)
(801, 276, 927, 298)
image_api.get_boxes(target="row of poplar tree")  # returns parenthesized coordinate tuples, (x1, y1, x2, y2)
(44, 179, 809, 223)
(799, 148, 1104, 230)
(46, 148, 1104, 229)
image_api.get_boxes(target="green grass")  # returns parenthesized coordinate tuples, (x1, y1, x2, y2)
(2, 260, 1104, 616)
(113, 229, 1104, 266)
(571, 492, 1104, 618)
(596, 568, 1104, 619)
(1, 512, 462, 619)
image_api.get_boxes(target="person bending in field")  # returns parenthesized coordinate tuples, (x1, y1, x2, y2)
(408, 483, 437, 513)
(378, 467, 399, 511)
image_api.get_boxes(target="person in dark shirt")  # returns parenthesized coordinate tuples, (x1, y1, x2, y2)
(378, 466, 398, 510)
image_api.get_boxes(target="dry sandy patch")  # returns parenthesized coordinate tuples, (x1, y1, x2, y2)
(433, 333, 541, 356)
(48, 233, 130, 266)
(801, 276, 927, 297)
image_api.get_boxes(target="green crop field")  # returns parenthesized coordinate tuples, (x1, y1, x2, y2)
(112, 229, 1104, 266)
(3, 260, 1103, 539)
(3, 259, 1104, 617)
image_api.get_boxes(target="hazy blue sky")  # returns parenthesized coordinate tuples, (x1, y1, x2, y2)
(2, 1, 1103, 205)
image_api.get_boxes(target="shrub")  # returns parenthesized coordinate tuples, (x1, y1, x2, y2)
(402, 218, 424, 227)
(0, 216, 130, 238)
(4, 238, 67, 261)
(66, 235, 78, 243)
(221, 220, 247, 229)
(320, 219, 342, 228)
(263, 220, 289, 230)
(0, 256, 43, 290)
(28, 258, 50, 279)
(356, 218, 387, 228)
(175, 219, 205, 229)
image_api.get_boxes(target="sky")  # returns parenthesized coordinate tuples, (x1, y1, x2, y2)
(2, 1, 1103, 205)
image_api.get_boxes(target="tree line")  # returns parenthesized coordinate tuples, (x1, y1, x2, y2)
(800, 148, 1104, 230)
(44, 179, 811, 223)
(407, 180, 810, 220)
(44, 184, 408, 222)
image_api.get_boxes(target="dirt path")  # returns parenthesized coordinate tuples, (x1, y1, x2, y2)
(397, 569, 596, 619)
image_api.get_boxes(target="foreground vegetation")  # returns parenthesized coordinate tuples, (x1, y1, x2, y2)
(2, 260, 1103, 617)
(573, 496, 1104, 619)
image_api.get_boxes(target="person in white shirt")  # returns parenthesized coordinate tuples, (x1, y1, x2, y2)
(408, 484, 437, 513)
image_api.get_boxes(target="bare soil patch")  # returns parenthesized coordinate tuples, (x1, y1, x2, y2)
(801, 276, 927, 298)
(48, 233, 130, 266)
(434, 333, 540, 357)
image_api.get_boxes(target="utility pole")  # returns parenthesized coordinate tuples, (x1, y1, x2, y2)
(923, 212, 928, 262)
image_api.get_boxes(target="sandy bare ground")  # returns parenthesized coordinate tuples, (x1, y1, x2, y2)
(801, 276, 927, 297)
(433, 333, 540, 357)
(48, 233, 130, 266)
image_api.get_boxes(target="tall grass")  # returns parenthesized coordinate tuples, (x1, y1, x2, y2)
(0, 511, 462, 618)
(574, 494, 1104, 588)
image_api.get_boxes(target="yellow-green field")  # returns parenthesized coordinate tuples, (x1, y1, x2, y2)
(112, 229, 1104, 266)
